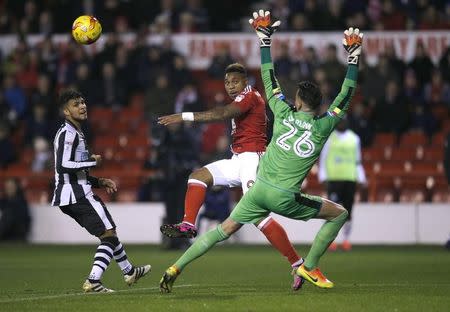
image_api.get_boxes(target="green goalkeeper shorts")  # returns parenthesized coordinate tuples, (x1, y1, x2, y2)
(230, 179, 323, 224)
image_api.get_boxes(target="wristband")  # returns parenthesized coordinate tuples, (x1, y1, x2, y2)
(182, 112, 194, 121)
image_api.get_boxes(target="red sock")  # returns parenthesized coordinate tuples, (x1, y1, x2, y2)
(260, 218, 301, 265)
(182, 179, 207, 225)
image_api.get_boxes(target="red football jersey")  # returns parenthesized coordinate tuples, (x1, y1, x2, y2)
(230, 85, 267, 153)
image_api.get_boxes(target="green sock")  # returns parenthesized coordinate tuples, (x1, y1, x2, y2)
(174, 225, 229, 271)
(304, 210, 348, 270)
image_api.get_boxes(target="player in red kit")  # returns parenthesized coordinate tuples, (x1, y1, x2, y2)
(158, 63, 305, 290)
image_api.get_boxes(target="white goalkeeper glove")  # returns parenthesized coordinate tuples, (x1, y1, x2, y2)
(249, 10, 281, 47)
(342, 27, 363, 65)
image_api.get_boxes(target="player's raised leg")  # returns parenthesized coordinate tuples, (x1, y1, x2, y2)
(160, 167, 213, 238)
(297, 199, 348, 288)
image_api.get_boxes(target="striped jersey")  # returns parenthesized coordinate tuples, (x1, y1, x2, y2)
(257, 47, 358, 193)
(230, 85, 267, 154)
(51, 120, 98, 206)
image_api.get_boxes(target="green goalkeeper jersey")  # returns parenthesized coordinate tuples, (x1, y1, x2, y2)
(257, 47, 359, 193)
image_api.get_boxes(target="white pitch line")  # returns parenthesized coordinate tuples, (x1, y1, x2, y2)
(3, 282, 450, 303)
(0, 284, 196, 303)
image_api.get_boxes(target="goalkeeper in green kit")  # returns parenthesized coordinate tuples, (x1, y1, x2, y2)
(160, 9, 364, 292)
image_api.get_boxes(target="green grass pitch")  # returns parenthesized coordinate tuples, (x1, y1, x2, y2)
(1, 244, 449, 311)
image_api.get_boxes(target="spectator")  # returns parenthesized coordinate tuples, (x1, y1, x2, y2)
(38, 10, 53, 35)
(348, 100, 375, 147)
(15, 49, 39, 92)
(177, 12, 196, 33)
(160, 36, 179, 70)
(409, 103, 437, 136)
(361, 54, 398, 105)
(289, 12, 311, 31)
(292, 46, 318, 83)
(144, 73, 177, 118)
(403, 68, 423, 105)
(319, 44, 346, 93)
(25, 103, 53, 144)
(30, 74, 55, 115)
(73, 63, 97, 105)
(424, 68, 450, 106)
(439, 47, 450, 83)
(418, 5, 448, 30)
(170, 55, 193, 87)
(139, 147, 166, 202)
(0, 178, 31, 241)
(98, 62, 126, 109)
(269, 0, 290, 31)
(21, 0, 39, 34)
(174, 83, 202, 114)
(207, 43, 235, 79)
(136, 46, 166, 89)
(385, 42, 406, 83)
(31, 136, 52, 172)
(64, 42, 90, 86)
(274, 42, 294, 79)
(153, 0, 180, 31)
(183, 0, 209, 31)
(319, 0, 346, 30)
(0, 122, 16, 168)
(3, 75, 27, 121)
(144, 73, 177, 144)
(379, 0, 407, 30)
(373, 80, 409, 134)
(409, 42, 434, 88)
(114, 44, 133, 97)
(38, 36, 59, 81)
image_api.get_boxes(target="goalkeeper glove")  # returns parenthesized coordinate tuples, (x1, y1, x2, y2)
(249, 10, 281, 47)
(342, 27, 363, 65)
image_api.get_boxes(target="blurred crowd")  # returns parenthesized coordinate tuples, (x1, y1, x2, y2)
(0, 0, 448, 35)
(0, 0, 448, 210)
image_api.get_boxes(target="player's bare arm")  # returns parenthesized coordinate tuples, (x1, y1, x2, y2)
(158, 103, 242, 126)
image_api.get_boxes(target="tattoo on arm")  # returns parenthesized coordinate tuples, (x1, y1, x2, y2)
(194, 104, 242, 122)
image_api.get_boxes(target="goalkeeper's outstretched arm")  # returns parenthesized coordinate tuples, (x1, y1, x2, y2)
(318, 27, 364, 131)
(250, 10, 291, 114)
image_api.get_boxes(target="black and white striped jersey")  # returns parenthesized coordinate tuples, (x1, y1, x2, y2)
(51, 120, 98, 206)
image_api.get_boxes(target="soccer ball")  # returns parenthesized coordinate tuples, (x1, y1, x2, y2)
(72, 15, 102, 45)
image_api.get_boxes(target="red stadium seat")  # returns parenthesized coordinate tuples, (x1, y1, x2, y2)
(390, 148, 416, 161)
(373, 133, 396, 147)
(400, 131, 429, 147)
(431, 131, 446, 147)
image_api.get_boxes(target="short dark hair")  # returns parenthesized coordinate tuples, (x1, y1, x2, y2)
(59, 90, 84, 109)
(296, 81, 322, 110)
(225, 63, 247, 77)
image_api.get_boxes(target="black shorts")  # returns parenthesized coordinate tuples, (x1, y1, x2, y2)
(60, 195, 116, 237)
(327, 181, 356, 220)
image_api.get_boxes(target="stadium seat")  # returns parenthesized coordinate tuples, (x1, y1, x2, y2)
(431, 131, 446, 147)
(373, 133, 396, 147)
(423, 148, 443, 161)
(390, 148, 416, 161)
(94, 136, 119, 149)
(90, 107, 114, 123)
(400, 131, 429, 146)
